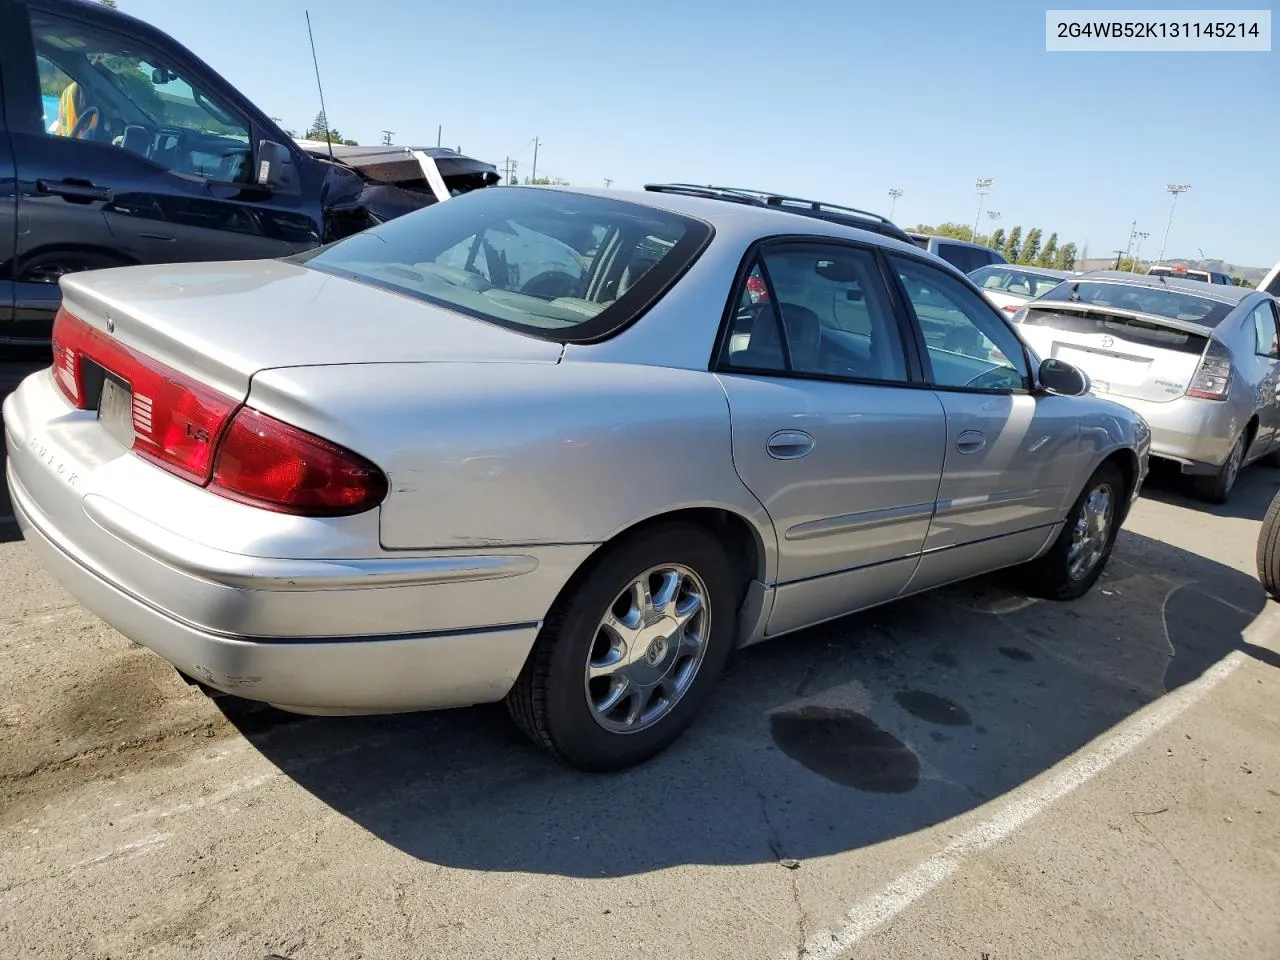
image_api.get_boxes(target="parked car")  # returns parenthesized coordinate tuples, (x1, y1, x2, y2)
(0, 0, 498, 345)
(907, 232, 1007, 272)
(6, 186, 1150, 771)
(1146, 264, 1233, 285)
(968, 264, 1075, 315)
(643, 184, 915, 243)
(1011, 271, 1280, 503)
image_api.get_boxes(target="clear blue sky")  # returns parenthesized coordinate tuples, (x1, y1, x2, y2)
(115, 0, 1277, 267)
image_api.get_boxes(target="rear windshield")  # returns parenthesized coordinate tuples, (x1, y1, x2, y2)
(297, 188, 712, 342)
(970, 265, 1064, 298)
(1035, 280, 1233, 327)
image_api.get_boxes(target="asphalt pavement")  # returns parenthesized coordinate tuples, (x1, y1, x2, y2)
(1, 359, 1277, 960)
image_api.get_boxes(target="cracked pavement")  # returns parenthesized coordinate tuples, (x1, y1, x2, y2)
(1, 358, 1279, 960)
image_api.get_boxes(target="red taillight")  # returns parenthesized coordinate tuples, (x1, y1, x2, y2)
(51, 308, 385, 516)
(51, 308, 238, 482)
(1002, 304, 1019, 314)
(210, 408, 388, 516)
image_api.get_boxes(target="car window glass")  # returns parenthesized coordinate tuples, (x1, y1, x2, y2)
(721, 245, 908, 383)
(301, 188, 706, 339)
(1252, 302, 1279, 357)
(892, 256, 1029, 391)
(30, 10, 253, 183)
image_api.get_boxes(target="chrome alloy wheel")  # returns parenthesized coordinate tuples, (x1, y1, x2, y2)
(584, 564, 711, 734)
(1067, 482, 1114, 581)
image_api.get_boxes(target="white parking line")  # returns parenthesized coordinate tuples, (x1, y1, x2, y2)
(782, 603, 1278, 960)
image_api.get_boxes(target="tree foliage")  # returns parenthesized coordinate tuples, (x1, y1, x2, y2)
(1056, 242, 1077, 270)
(1038, 232, 1058, 267)
(988, 228, 1006, 253)
(1020, 228, 1042, 265)
(305, 110, 357, 145)
(1002, 226, 1023, 263)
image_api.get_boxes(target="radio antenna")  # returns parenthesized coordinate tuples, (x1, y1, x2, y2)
(305, 10, 334, 160)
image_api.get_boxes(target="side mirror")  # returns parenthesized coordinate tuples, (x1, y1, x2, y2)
(256, 140, 298, 192)
(1038, 357, 1090, 397)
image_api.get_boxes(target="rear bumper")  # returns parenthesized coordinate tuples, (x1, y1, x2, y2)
(3, 368, 596, 713)
(12, 473, 539, 712)
(1094, 393, 1243, 473)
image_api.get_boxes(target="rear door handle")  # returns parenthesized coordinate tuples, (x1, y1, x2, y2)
(37, 178, 113, 204)
(766, 430, 815, 460)
(956, 430, 986, 455)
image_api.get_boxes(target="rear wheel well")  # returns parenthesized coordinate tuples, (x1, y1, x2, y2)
(556, 509, 764, 617)
(1245, 414, 1260, 454)
(1100, 449, 1139, 521)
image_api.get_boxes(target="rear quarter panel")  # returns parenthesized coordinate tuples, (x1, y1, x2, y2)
(246, 360, 778, 574)
(1074, 395, 1151, 502)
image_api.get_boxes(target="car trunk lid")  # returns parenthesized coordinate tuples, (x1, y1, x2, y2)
(1016, 301, 1213, 403)
(57, 258, 563, 401)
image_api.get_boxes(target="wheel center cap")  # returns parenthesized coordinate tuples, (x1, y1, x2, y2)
(645, 636, 669, 665)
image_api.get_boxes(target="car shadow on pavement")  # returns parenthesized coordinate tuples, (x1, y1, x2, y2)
(0, 358, 52, 544)
(1140, 458, 1280, 523)
(222, 527, 1272, 878)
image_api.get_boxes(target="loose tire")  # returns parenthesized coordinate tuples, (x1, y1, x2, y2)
(1256, 488, 1280, 600)
(1021, 461, 1126, 601)
(1190, 432, 1245, 504)
(506, 522, 738, 772)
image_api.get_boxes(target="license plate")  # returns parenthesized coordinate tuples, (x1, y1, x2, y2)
(98, 375, 135, 449)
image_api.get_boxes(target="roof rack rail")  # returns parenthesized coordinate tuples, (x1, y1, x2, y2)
(643, 183, 897, 227)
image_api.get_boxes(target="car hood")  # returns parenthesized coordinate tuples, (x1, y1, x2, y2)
(57, 259, 562, 400)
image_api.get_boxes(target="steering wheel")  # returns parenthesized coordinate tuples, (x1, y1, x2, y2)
(520, 270, 579, 299)
(69, 106, 100, 141)
(965, 366, 1018, 389)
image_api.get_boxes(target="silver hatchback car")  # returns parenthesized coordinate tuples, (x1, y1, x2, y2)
(1012, 272, 1280, 503)
(5, 187, 1150, 770)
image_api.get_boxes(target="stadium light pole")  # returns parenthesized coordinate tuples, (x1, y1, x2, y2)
(1155, 184, 1190, 266)
(971, 178, 993, 243)
(888, 187, 903, 220)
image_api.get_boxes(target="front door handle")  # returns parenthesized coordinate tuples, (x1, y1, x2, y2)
(956, 430, 987, 455)
(37, 178, 113, 204)
(766, 430, 815, 460)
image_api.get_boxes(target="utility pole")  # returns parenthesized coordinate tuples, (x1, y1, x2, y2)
(436, 124, 442, 148)
(888, 187, 903, 220)
(971, 178, 993, 243)
(1112, 248, 1127, 270)
(1122, 219, 1137, 261)
(603, 178, 613, 188)
(380, 129, 394, 146)
(531, 137, 540, 183)
(1155, 184, 1190, 266)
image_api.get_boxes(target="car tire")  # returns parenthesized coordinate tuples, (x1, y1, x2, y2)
(1190, 431, 1245, 504)
(506, 522, 738, 772)
(1256, 488, 1280, 601)
(1020, 461, 1126, 601)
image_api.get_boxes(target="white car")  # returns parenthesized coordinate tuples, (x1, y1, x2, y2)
(969, 264, 1076, 316)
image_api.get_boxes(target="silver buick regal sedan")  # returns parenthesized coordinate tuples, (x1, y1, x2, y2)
(4, 186, 1150, 771)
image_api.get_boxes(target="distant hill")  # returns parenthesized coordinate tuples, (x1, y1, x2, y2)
(1074, 257, 1269, 287)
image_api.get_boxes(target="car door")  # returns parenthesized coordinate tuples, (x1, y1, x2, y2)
(887, 254, 1082, 593)
(1245, 298, 1280, 453)
(6, 3, 321, 340)
(713, 240, 947, 637)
